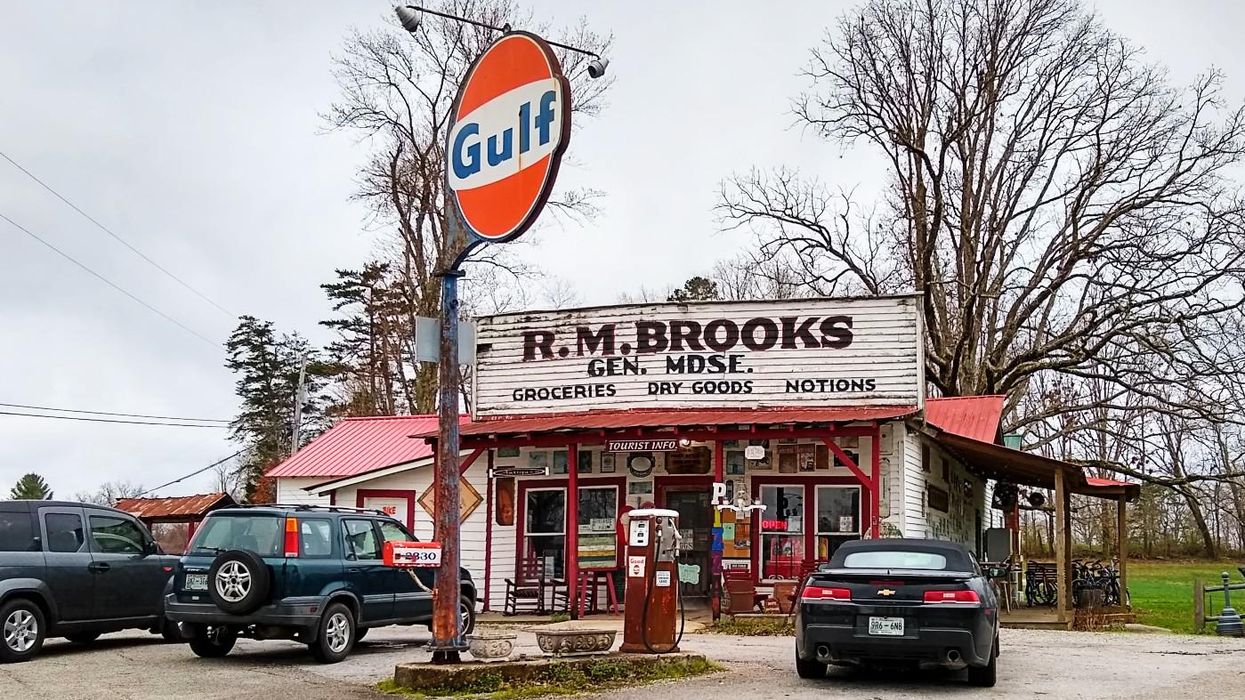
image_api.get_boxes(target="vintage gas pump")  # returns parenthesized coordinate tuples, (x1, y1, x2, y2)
(620, 508, 684, 653)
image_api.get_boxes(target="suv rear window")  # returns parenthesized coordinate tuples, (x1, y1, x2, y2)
(842, 550, 949, 570)
(190, 515, 282, 556)
(0, 511, 34, 552)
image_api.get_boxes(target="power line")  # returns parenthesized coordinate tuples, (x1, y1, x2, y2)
(0, 409, 229, 429)
(0, 402, 229, 424)
(0, 150, 234, 317)
(0, 211, 221, 349)
(137, 449, 246, 497)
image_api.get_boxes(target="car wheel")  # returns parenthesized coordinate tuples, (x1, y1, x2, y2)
(309, 603, 355, 664)
(66, 632, 101, 644)
(188, 626, 237, 658)
(460, 596, 476, 636)
(967, 646, 998, 688)
(0, 600, 46, 663)
(354, 627, 369, 642)
(795, 649, 827, 679)
(207, 550, 271, 615)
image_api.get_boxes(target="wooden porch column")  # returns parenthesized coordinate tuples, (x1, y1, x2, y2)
(1054, 467, 1069, 624)
(1117, 497, 1128, 607)
(566, 441, 580, 619)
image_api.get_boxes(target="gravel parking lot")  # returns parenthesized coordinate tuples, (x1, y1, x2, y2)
(1, 626, 1243, 699)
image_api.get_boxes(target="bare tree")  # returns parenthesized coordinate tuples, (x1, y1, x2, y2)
(75, 481, 145, 507)
(325, 0, 613, 412)
(718, 0, 1245, 433)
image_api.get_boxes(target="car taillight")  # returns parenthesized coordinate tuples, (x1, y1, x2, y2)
(923, 589, 980, 604)
(284, 517, 299, 558)
(801, 585, 852, 601)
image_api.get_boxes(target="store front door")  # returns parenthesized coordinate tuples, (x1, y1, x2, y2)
(662, 488, 712, 598)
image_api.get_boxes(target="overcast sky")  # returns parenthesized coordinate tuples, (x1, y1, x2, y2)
(1, 0, 1242, 499)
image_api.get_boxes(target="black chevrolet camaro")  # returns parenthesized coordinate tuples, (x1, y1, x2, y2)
(795, 538, 999, 687)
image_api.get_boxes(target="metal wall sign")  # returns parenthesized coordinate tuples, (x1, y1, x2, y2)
(605, 439, 680, 452)
(472, 295, 925, 417)
(413, 317, 477, 364)
(447, 31, 571, 243)
(491, 466, 548, 477)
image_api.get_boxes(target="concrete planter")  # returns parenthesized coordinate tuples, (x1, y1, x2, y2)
(466, 631, 516, 661)
(532, 628, 616, 656)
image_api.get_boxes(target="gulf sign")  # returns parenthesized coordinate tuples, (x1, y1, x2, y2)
(447, 32, 571, 242)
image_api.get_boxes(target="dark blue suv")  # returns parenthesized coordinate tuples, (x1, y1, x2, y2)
(164, 504, 476, 663)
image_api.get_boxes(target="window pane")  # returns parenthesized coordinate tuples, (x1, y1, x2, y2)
(760, 485, 803, 533)
(378, 520, 412, 543)
(190, 515, 282, 556)
(89, 515, 145, 555)
(526, 490, 565, 534)
(0, 511, 34, 552)
(343, 519, 381, 560)
(300, 519, 333, 557)
(45, 513, 85, 553)
(816, 487, 860, 534)
(843, 550, 948, 570)
(578, 487, 616, 527)
(761, 534, 804, 579)
(526, 534, 565, 578)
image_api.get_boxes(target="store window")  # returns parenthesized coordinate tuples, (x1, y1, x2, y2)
(525, 489, 566, 578)
(760, 485, 804, 579)
(816, 486, 862, 560)
(577, 486, 619, 569)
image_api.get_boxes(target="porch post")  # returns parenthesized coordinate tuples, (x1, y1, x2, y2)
(1055, 467, 1069, 624)
(712, 440, 724, 621)
(870, 423, 881, 538)
(483, 449, 494, 612)
(567, 441, 580, 619)
(1117, 496, 1129, 608)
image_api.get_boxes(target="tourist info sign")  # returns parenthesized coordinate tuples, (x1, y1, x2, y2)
(471, 295, 924, 417)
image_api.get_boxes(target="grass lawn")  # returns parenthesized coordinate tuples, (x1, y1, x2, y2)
(1128, 561, 1245, 634)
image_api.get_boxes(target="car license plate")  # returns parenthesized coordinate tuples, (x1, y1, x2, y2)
(185, 573, 208, 591)
(868, 616, 904, 636)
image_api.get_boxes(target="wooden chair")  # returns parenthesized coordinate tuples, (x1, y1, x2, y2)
(723, 568, 758, 614)
(504, 557, 547, 616)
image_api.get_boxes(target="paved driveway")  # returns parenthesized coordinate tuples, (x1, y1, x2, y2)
(1, 626, 1243, 699)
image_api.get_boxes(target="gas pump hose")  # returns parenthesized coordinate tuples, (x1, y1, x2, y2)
(641, 529, 686, 654)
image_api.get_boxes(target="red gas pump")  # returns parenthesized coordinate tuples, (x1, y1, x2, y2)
(620, 508, 684, 653)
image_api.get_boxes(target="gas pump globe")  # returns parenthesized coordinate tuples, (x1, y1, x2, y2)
(620, 508, 683, 653)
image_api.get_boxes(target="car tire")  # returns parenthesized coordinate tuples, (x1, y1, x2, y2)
(460, 595, 477, 636)
(967, 646, 997, 688)
(309, 603, 355, 664)
(0, 599, 46, 663)
(354, 627, 368, 642)
(795, 649, 827, 679)
(66, 632, 101, 644)
(207, 550, 271, 615)
(188, 626, 237, 658)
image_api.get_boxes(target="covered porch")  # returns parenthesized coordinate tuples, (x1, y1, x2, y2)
(925, 427, 1141, 627)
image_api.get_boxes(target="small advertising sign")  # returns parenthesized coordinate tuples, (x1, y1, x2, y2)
(383, 541, 442, 568)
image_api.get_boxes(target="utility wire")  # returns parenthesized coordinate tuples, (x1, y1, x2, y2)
(0, 211, 220, 348)
(0, 402, 229, 424)
(137, 449, 246, 497)
(0, 409, 229, 429)
(0, 150, 234, 317)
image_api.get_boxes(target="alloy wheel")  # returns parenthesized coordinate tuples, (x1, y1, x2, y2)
(215, 560, 252, 603)
(325, 612, 351, 653)
(3, 610, 37, 653)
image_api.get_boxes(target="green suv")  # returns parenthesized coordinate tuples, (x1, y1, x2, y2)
(163, 504, 476, 663)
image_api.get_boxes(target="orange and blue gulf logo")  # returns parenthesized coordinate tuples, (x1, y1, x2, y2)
(447, 31, 571, 242)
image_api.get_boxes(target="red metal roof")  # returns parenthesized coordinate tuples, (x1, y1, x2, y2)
(924, 395, 1006, 443)
(115, 492, 235, 521)
(1086, 477, 1136, 489)
(267, 415, 458, 478)
(443, 406, 919, 437)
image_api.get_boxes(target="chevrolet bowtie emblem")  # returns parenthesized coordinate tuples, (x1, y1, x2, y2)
(877, 589, 896, 596)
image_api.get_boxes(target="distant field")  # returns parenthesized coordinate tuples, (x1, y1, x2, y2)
(1128, 561, 1245, 634)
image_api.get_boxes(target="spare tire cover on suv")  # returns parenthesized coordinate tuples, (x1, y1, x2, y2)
(208, 550, 271, 615)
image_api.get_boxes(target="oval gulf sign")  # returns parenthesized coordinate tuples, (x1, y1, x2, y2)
(447, 31, 571, 242)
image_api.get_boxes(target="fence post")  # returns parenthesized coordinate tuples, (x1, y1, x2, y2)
(1194, 578, 1204, 634)
(1215, 571, 1244, 637)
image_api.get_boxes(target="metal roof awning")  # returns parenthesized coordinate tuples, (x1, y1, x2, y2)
(416, 406, 920, 441)
(114, 492, 236, 521)
(928, 430, 1141, 500)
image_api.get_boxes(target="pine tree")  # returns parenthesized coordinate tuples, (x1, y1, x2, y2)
(10, 473, 53, 499)
(320, 262, 411, 417)
(668, 276, 721, 303)
(225, 316, 329, 501)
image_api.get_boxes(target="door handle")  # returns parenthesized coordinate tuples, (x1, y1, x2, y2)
(88, 562, 110, 573)
(347, 567, 364, 573)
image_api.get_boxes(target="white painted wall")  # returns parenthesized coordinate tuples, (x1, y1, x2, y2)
(275, 477, 332, 507)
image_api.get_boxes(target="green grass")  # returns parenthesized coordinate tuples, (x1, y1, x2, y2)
(705, 616, 794, 636)
(1127, 561, 1244, 634)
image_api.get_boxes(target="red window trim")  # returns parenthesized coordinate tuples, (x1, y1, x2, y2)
(750, 475, 860, 575)
(514, 476, 626, 580)
(355, 489, 416, 532)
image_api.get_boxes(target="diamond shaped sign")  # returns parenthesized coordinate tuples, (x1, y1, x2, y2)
(417, 477, 483, 523)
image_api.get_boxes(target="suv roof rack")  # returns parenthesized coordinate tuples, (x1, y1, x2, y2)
(225, 503, 392, 517)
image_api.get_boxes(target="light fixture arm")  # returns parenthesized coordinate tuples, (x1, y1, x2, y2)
(398, 5, 602, 58)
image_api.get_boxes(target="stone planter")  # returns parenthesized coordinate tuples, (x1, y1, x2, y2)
(466, 631, 517, 661)
(532, 628, 616, 656)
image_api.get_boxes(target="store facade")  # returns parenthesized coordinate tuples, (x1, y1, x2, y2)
(275, 294, 1011, 614)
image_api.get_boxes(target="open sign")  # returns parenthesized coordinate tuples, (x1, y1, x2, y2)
(383, 541, 442, 568)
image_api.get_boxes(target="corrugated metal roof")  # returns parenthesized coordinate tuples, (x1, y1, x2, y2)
(267, 415, 458, 478)
(114, 492, 235, 520)
(924, 396, 1006, 443)
(441, 406, 919, 438)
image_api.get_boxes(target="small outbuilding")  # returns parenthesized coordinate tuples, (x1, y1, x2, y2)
(115, 492, 237, 553)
